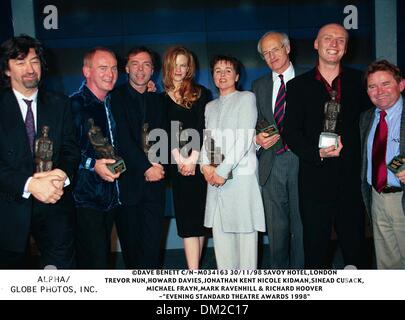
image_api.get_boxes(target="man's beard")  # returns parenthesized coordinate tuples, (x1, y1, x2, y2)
(22, 77, 40, 89)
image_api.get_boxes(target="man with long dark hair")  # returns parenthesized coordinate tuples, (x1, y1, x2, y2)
(0, 35, 80, 269)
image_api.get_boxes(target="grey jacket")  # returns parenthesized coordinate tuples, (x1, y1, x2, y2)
(360, 99, 405, 216)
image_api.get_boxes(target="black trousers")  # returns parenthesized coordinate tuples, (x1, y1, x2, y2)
(0, 250, 26, 269)
(76, 207, 117, 269)
(0, 199, 76, 269)
(115, 199, 165, 269)
(301, 193, 367, 269)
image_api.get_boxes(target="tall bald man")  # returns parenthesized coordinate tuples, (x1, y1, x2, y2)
(284, 23, 371, 268)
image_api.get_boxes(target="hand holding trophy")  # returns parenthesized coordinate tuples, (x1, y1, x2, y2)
(256, 119, 279, 136)
(142, 122, 160, 163)
(319, 90, 341, 148)
(88, 118, 126, 174)
(388, 155, 405, 174)
(142, 122, 151, 154)
(204, 130, 232, 179)
(35, 126, 53, 172)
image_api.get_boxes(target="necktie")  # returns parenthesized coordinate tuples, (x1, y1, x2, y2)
(23, 99, 35, 153)
(274, 74, 288, 154)
(372, 110, 388, 192)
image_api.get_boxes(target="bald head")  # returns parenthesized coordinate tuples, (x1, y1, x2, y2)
(316, 23, 348, 41)
(314, 23, 348, 67)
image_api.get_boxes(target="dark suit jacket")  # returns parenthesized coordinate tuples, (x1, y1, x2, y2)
(111, 84, 167, 206)
(0, 88, 80, 252)
(360, 99, 405, 216)
(284, 67, 371, 201)
(252, 65, 305, 186)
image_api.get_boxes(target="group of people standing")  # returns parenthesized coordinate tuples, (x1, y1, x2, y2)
(0, 21, 404, 270)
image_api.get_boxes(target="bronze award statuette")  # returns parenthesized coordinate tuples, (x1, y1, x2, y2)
(319, 90, 341, 148)
(35, 126, 53, 172)
(256, 119, 284, 151)
(88, 118, 126, 174)
(204, 130, 232, 180)
(142, 122, 151, 155)
(142, 122, 160, 163)
(387, 155, 405, 174)
(176, 121, 189, 157)
(256, 119, 279, 136)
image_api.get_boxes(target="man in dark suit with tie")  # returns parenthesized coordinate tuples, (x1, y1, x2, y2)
(0, 35, 80, 269)
(252, 31, 304, 269)
(284, 23, 371, 268)
(111, 47, 166, 268)
(360, 60, 405, 269)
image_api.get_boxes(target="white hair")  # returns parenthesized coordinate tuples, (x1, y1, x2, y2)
(257, 31, 290, 55)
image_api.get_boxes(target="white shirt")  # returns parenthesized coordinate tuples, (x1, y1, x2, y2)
(254, 62, 295, 150)
(271, 62, 295, 112)
(13, 89, 38, 131)
(13, 89, 38, 198)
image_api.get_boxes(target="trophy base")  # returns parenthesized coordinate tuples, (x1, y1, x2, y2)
(387, 155, 405, 174)
(107, 159, 126, 174)
(36, 161, 53, 173)
(257, 124, 279, 136)
(319, 132, 338, 148)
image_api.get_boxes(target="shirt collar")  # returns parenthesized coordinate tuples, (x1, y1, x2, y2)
(127, 82, 146, 98)
(13, 88, 38, 102)
(375, 96, 403, 118)
(314, 65, 343, 82)
(81, 82, 108, 104)
(272, 62, 294, 81)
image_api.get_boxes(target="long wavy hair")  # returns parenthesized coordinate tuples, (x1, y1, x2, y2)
(162, 46, 201, 109)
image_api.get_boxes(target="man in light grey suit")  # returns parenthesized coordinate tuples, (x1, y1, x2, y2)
(360, 59, 405, 269)
(252, 31, 304, 268)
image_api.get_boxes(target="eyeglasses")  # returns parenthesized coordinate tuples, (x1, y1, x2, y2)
(260, 44, 285, 59)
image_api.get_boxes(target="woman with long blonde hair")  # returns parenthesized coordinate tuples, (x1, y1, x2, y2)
(162, 46, 210, 269)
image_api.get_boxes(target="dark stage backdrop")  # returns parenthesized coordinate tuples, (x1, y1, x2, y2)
(0, 0, 13, 43)
(33, 0, 375, 97)
(398, 0, 405, 73)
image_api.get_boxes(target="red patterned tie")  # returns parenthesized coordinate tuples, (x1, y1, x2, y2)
(274, 74, 288, 154)
(372, 110, 387, 192)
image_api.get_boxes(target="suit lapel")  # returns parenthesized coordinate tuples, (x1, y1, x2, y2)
(399, 100, 405, 156)
(37, 90, 54, 141)
(358, 109, 374, 190)
(0, 89, 32, 155)
(363, 109, 374, 144)
(263, 74, 274, 121)
(125, 85, 143, 141)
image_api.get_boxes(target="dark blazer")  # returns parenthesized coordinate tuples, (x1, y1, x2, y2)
(252, 65, 305, 186)
(70, 85, 119, 211)
(0, 88, 80, 252)
(111, 84, 167, 206)
(360, 99, 405, 216)
(284, 67, 371, 200)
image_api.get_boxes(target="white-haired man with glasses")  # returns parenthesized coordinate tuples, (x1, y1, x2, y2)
(252, 31, 304, 269)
